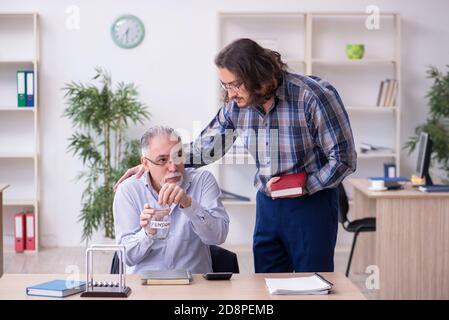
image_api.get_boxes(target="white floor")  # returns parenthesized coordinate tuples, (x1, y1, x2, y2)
(3, 245, 376, 299)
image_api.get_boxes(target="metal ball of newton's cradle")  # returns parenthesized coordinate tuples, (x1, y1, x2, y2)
(81, 244, 131, 298)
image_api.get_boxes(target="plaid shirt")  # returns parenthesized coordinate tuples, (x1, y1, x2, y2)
(185, 72, 357, 195)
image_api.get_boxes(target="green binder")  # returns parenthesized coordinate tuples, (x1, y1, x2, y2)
(17, 70, 26, 107)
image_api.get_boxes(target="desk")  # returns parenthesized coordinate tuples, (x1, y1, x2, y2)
(0, 184, 9, 278)
(348, 178, 449, 299)
(0, 272, 365, 300)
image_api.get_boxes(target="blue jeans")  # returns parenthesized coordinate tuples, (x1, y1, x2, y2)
(253, 187, 338, 273)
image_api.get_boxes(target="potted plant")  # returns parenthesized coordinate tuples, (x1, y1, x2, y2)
(405, 65, 449, 182)
(63, 68, 150, 241)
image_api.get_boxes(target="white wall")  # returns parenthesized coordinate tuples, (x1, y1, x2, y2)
(1, 0, 449, 247)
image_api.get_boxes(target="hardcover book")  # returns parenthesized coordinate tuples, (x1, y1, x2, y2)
(26, 280, 86, 298)
(271, 172, 307, 198)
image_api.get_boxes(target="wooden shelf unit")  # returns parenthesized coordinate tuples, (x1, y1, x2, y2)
(0, 12, 40, 251)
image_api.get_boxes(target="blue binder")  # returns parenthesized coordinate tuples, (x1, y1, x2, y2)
(25, 70, 34, 107)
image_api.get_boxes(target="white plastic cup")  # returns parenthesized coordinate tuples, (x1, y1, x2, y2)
(371, 180, 385, 190)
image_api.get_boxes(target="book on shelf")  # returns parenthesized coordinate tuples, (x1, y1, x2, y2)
(141, 269, 193, 285)
(376, 78, 398, 107)
(265, 273, 333, 295)
(376, 80, 385, 106)
(26, 280, 86, 298)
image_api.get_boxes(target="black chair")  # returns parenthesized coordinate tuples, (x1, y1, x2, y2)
(338, 183, 376, 277)
(209, 245, 239, 273)
(111, 245, 239, 274)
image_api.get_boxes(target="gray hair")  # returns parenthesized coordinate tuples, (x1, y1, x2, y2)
(140, 126, 181, 156)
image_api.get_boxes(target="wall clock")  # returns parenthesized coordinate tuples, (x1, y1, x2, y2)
(111, 14, 145, 49)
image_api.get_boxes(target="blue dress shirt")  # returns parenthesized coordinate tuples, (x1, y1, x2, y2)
(113, 168, 229, 274)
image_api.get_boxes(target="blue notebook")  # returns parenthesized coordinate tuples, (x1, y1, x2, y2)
(368, 176, 409, 182)
(418, 185, 449, 193)
(26, 280, 86, 298)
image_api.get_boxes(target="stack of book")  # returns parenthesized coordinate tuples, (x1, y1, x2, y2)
(376, 78, 398, 107)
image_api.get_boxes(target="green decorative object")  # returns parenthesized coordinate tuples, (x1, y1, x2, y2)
(63, 68, 150, 241)
(111, 14, 145, 49)
(346, 44, 365, 60)
(405, 65, 449, 183)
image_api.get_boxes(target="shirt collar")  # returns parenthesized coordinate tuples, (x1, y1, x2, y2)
(275, 72, 288, 102)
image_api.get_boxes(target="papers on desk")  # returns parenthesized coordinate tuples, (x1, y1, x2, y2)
(265, 273, 333, 295)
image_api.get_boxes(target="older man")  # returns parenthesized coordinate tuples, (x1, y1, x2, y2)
(113, 126, 229, 274)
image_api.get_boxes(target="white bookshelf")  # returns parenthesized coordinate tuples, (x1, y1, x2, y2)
(216, 12, 401, 246)
(308, 12, 401, 177)
(0, 12, 40, 252)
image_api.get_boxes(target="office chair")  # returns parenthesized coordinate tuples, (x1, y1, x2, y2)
(209, 245, 240, 273)
(110, 245, 239, 274)
(338, 183, 376, 277)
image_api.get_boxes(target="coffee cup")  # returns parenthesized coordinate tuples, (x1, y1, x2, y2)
(370, 180, 385, 190)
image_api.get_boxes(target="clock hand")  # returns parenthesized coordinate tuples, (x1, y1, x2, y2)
(123, 28, 129, 42)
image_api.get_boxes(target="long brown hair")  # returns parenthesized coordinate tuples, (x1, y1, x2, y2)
(215, 38, 287, 106)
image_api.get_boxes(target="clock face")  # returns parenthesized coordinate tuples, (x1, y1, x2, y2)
(111, 15, 145, 49)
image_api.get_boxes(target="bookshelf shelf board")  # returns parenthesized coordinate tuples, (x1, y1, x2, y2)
(3, 199, 36, 206)
(0, 60, 35, 64)
(312, 59, 396, 65)
(0, 107, 35, 112)
(0, 153, 35, 159)
(358, 153, 396, 159)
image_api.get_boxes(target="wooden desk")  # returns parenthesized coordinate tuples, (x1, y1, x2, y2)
(348, 178, 449, 299)
(0, 272, 365, 300)
(0, 184, 9, 278)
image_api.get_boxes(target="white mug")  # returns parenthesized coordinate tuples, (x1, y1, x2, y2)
(371, 180, 385, 190)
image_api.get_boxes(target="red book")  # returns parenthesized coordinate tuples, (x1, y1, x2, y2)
(25, 212, 35, 251)
(14, 212, 26, 252)
(270, 172, 307, 198)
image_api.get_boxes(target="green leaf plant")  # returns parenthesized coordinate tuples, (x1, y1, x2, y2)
(404, 65, 449, 182)
(63, 68, 150, 241)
